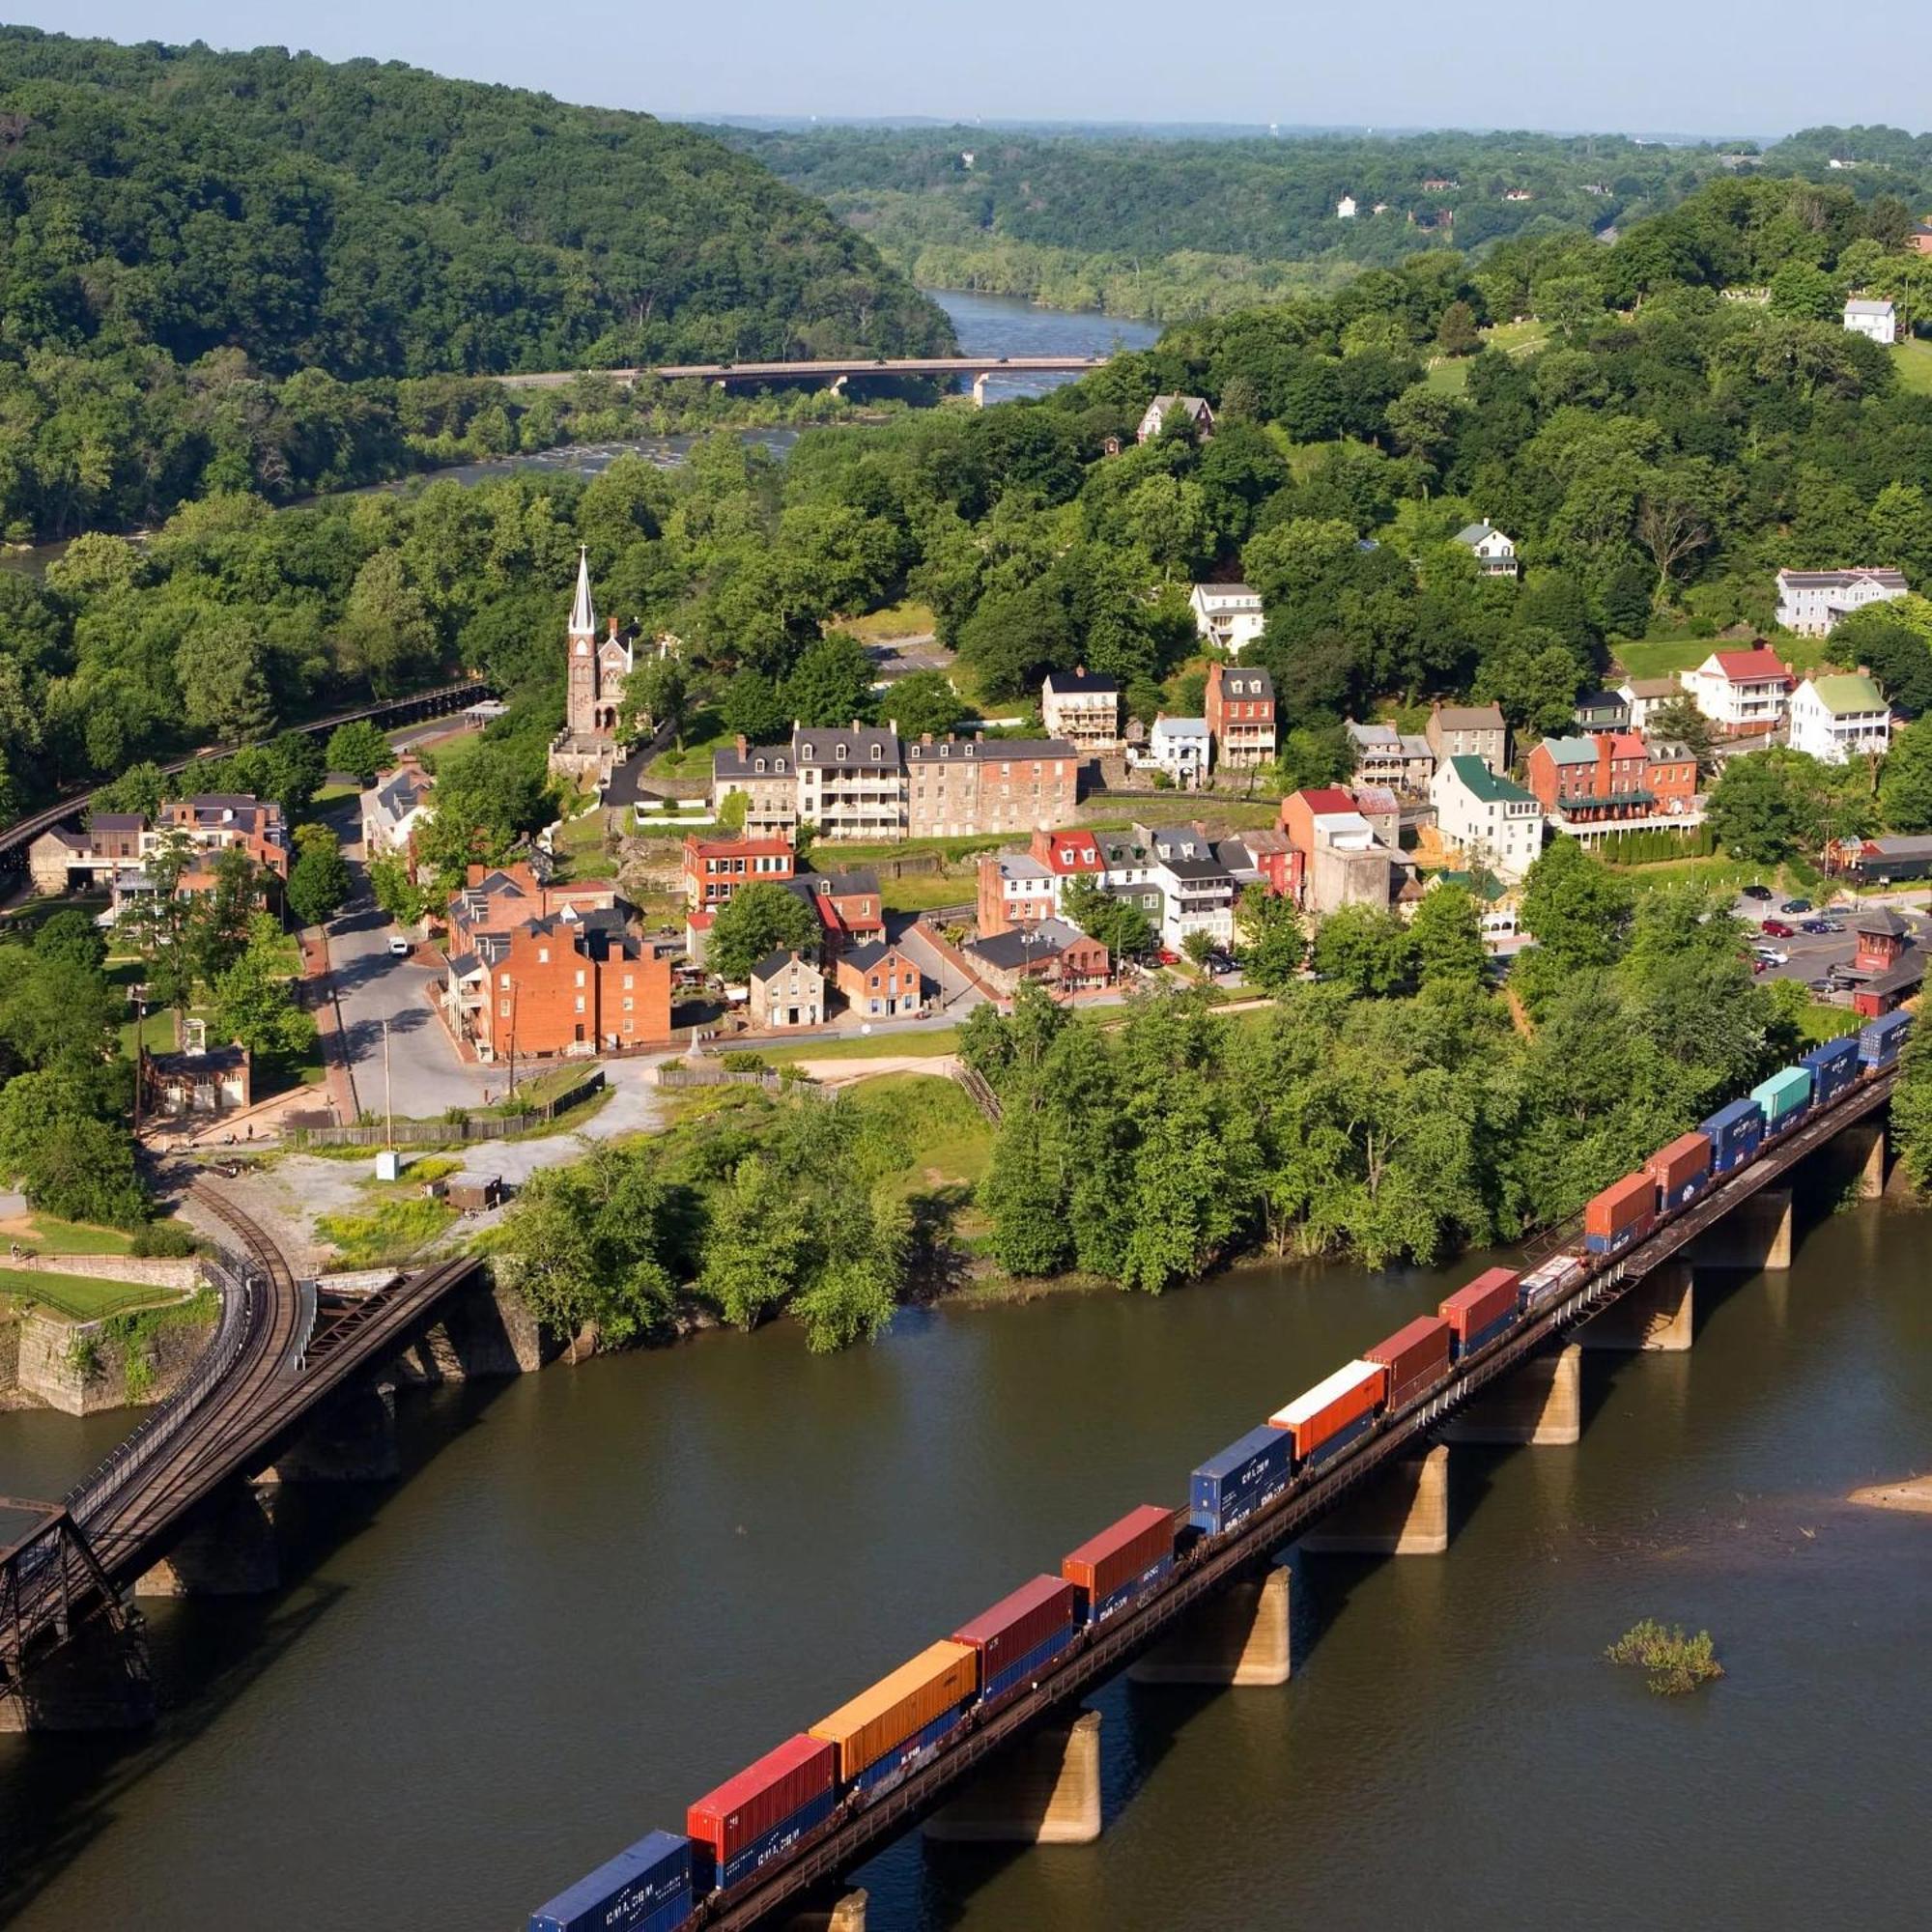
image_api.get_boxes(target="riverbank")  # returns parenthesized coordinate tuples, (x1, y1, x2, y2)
(1848, 1474, 1932, 1513)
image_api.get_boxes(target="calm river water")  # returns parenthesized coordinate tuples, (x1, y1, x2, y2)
(2, 1189, 1928, 1931)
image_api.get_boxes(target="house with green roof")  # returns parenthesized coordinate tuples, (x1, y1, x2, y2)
(1788, 670, 1890, 765)
(1430, 753, 1545, 881)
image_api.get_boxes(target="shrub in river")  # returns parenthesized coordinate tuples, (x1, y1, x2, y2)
(1605, 1619, 1724, 1695)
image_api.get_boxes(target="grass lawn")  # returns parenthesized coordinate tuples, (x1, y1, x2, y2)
(846, 1075, 994, 1226)
(645, 705, 734, 781)
(880, 870, 973, 913)
(314, 1197, 458, 1266)
(1614, 631, 1837, 681)
(548, 807, 614, 881)
(312, 781, 358, 807)
(734, 1027, 964, 1065)
(838, 600, 936, 642)
(1423, 356, 1469, 396)
(0, 1214, 137, 1255)
(1793, 1002, 1860, 1044)
(1486, 318, 1551, 357)
(1893, 338, 1932, 397)
(0, 1267, 184, 1321)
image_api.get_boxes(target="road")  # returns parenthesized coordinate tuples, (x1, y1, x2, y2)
(1728, 888, 1927, 990)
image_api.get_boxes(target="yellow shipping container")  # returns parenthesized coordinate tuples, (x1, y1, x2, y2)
(810, 1640, 979, 1780)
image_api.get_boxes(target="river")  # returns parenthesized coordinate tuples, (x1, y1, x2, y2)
(2, 1185, 1928, 1931)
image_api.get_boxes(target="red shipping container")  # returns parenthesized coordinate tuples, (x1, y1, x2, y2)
(1366, 1314, 1453, 1410)
(952, 1575, 1080, 1676)
(1585, 1170, 1657, 1238)
(1646, 1131, 1712, 1195)
(1062, 1505, 1176, 1604)
(1438, 1267, 1520, 1340)
(1268, 1359, 1387, 1457)
(687, 1733, 836, 1868)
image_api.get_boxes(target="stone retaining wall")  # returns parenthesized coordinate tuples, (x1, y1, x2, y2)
(2, 1254, 203, 1290)
(14, 1304, 217, 1416)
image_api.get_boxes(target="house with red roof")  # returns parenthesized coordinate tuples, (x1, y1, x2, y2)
(1678, 647, 1793, 736)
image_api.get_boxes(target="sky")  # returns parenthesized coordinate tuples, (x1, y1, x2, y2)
(29, 0, 1932, 137)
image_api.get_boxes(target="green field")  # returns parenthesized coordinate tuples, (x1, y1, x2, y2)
(1, 1214, 138, 1255)
(726, 1027, 963, 1065)
(836, 600, 936, 642)
(1893, 338, 1932, 397)
(0, 1267, 185, 1321)
(880, 869, 973, 913)
(1614, 631, 1836, 681)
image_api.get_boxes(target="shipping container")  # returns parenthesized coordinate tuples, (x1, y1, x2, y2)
(810, 1641, 978, 1797)
(1800, 1034, 1861, 1110)
(1189, 1423, 1297, 1537)
(952, 1576, 1081, 1705)
(688, 1735, 837, 1894)
(1751, 1065, 1812, 1131)
(1860, 1009, 1913, 1069)
(529, 1832, 694, 1932)
(1269, 1359, 1387, 1465)
(1583, 1170, 1657, 1256)
(1366, 1315, 1453, 1411)
(1438, 1268, 1521, 1358)
(1520, 1252, 1588, 1309)
(1062, 1504, 1177, 1625)
(1699, 1097, 1764, 1175)
(1646, 1131, 1713, 1213)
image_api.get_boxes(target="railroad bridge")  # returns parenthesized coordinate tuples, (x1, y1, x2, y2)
(493, 355, 1113, 408)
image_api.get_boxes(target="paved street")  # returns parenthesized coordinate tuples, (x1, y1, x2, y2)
(1727, 889, 1929, 991)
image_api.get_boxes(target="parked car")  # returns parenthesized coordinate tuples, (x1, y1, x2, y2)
(1780, 897, 1812, 914)
(1753, 946, 1790, 966)
(1816, 919, 1844, 933)
(1761, 919, 1795, 938)
(1799, 919, 1832, 935)
(1806, 977, 1834, 993)
(1155, 949, 1181, 967)
(388, 935, 412, 956)
(1750, 956, 1770, 975)
(1742, 884, 1774, 901)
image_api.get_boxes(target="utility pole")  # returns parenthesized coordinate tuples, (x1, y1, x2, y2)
(383, 1015, 394, 1154)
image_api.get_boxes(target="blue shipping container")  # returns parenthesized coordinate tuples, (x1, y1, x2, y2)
(982, 1623, 1078, 1705)
(713, 1792, 837, 1893)
(1190, 1423, 1297, 1536)
(1090, 1555, 1174, 1626)
(1699, 1098, 1764, 1175)
(1860, 1009, 1913, 1068)
(1449, 1310, 1516, 1361)
(850, 1704, 970, 1801)
(1801, 1035, 1861, 1109)
(530, 1833, 693, 1932)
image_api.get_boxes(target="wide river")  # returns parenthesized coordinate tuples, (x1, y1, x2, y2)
(2, 1184, 1928, 1930)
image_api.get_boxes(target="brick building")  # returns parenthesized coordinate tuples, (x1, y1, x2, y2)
(833, 942, 924, 1017)
(1204, 663, 1277, 767)
(977, 851, 1059, 936)
(681, 834, 795, 911)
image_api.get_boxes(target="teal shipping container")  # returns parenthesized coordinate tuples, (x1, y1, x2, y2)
(1750, 1065, 1812, 1126)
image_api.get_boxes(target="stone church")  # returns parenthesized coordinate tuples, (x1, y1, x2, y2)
(548, 547, 635, 784)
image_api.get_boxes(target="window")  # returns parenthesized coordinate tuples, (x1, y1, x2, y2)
(499, 1000, 511, 1017)
(836, 743, 847, 760)
(870, 745, 882, 762)
(537, 947, 550, 964)
(575, 970, 586, 988)
(622, 997, 633, 1012)
(575, 996, 586, 1013)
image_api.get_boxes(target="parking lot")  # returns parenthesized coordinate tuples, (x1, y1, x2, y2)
(1728, 889, 1928, 993)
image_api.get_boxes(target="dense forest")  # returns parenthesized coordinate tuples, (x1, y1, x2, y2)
(718, 121, 1932, 321)
(0, 28, 952, 535)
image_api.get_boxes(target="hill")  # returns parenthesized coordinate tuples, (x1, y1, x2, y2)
(0, 28, 952, 378)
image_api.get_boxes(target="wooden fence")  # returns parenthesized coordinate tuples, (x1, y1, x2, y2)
(286, 1069, 606, 1146)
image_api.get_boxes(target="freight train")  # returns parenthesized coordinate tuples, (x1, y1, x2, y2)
(528, 1009, 1911, 1932)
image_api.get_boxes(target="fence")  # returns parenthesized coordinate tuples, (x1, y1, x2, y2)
(654, 1065, 834, 1101)
(285, 1069, 606, 1147)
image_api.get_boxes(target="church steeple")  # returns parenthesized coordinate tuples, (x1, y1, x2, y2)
(569, 545, 595, 639)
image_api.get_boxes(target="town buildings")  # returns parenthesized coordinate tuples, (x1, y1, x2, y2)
(749, 951, 825, 1030)
(1188, 582, 1266, 657)
(711, 737, 799, 838)
(1424, 700, 1509, 773)
(904, 735, 1079, 839)
(1846, 906, 1925, 1017)
(1788, 671, 1892, 763)
(1204, 663, 1277, 767)
(1345, 720, 1435, 793)
(785, 870, 887, 956)
(965, 920, 1111, 997)
(30, 794, 289, 897)
(1842, 298, 1897, 345)
(1573, 689, 1631, 733)
(832, 942, 923, 1018)
(550, 548, 636, 784)
(1452, 521, 1520, 578)
(681, 834, 795, 911)
(1616, 676, 1685, 730)
(1281, 786, 1397, 915)
(1525, 732, 1661, 841)
(795, 723, 904, 842)
(976, 851, 1059, 936)
(1430, 754, 1544, 880)
(1144, 716, 1211, 787)
(360, 759, 433, 863)
(1137, 394, 1214, 443)
(1040, 667, 1122, 751)
(1678, 647, 1794, 734)
(1646, 740, 1699, 815)
(1774, 567, 1909, 636)
(1140, 824, 1236, 949)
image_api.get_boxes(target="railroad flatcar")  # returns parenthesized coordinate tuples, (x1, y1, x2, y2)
(1190, 1422, 1297, 1537)
(1439, 1267, 1521, 1358)
(1367, 1314, 1453, 1411)
(1647, 1130, 1713, 1213)
(1700, 1096, 1764, 1175)
(1269, 1359, 1387, 1465)
(1801, 1035, 1861, 1109)
(1751, 1065, 1812, 1139)
(1062, 1504, 1176, 1625)
(686, 1735, 837, 1896)
(528, 1831, 694, 1932)
(1860, 1009, 1912, 1068)
(1519, 1252, 1588, 1309)
(952, 1575, 1081, 1708)
(809, 1641, 979, 1801)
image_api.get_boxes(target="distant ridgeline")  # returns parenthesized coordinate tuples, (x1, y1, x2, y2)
(719, 122, 1932, 318)
(0, 27, 954, 535)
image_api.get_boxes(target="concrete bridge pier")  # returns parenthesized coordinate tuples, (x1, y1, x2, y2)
(136, 1481, 279, 1596)
(1693, 1186, 1793, 1271)
(1580, 1261, 1693, 1352)
(1846, 1122, 1889, 1200)
(972, 372, 994, 407)
(0, 1610, 155, 1733)
(924, 1708, 1102, 1845)
(258, 1382, 400, 1483)
(1441, 1343, 1582, 1446)
(1300, 1444, 1450, 1554)
(780, 1889, 867, 1931)
(827, 373, 848, 396)
(1127, 1563, 1293, 1686)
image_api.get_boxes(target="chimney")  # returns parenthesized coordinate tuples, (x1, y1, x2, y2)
(1596, 732, 1612, 797)
(734, 735, 748, 756)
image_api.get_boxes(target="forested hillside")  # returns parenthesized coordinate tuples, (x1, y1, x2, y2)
(0, 28, 952, 535)
(721, 122, 1932, 322)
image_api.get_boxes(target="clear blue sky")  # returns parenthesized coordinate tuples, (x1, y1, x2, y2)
(29, 1, 1932, 136)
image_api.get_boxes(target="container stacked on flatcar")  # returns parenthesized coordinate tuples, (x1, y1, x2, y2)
(1366, 1315, 1453, 1410)
(1438, 1267, 1520, 1358)
(1583, 1171, 1657, 1257)
(1189, 1423, 1297, 1537)
(687, 1735, 838, 1895)
(528, 1831, 695, 1932)
(809, 1641, 979, 1801)
(1861, 1009, 1912, 1068)
(1269, 1359, 1387, 1464)
(1751, 1065, 1812, 1139)
(1647, 1130, 1713, 1212)
(1700, 1096, 1764, 1174)
(1519, 1252, 1588, 1309)
(1063, 1504, 1177, 1625)
(1801, 1034, 1861, 1109)
(952, 1576, 1081, 1709)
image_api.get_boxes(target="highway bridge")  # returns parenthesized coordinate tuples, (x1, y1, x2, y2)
(0, 676, 491, 867)
(494, 355, 1113, 406)
(0, 1181, 487, 1730)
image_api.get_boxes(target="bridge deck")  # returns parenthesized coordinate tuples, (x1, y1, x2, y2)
(495, 355, 1111, 390)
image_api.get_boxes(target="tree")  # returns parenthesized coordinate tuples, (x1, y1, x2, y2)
(781, 633, 873, 727)
(32, 909, 107, 976)
(708, 880, 819, 984)
(287, 826, 352, 928)
(699, 1151, 813, 1330)
(720, 668, 790, 746)
(1647, 695, 1720, 771)
(1235, 890, 1305, 993)
(1881, 715, 1932, 833)
(0, 1070, 145, 1228)
(1273, 723, 1353, 792)
(1310, 905, 1418, 996)
(264, 729, 328, 824)
(714, 788, 749, 833)
(327, 719, 395, 786)
(1890, 1029, 1932, 1191)
(1061, 876, 1154, 960)
(1410, 884, 1488, 986)
(1518, 838, 1634, 970)
(1706, 748, 1854, 866)
(412, 739, 552, 884)
(882, 668, 962, 739)
(1436, 300, 1480, 355)
(1768, 261, 1837, 321)
(624, 655, 692, 748)
(336, 549, 440, 693)
(1182, 929, 1215, 969)
(1833, 596, 1932, 718)
(209, 946, 318, 1063)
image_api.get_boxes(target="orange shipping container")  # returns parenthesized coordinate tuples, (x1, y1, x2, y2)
(1584, 1170, 1656, 1237)
(809, 1641, 979, 1782)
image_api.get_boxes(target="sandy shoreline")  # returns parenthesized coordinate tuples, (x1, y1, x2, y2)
(1848, 1474, 1932, 1514)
